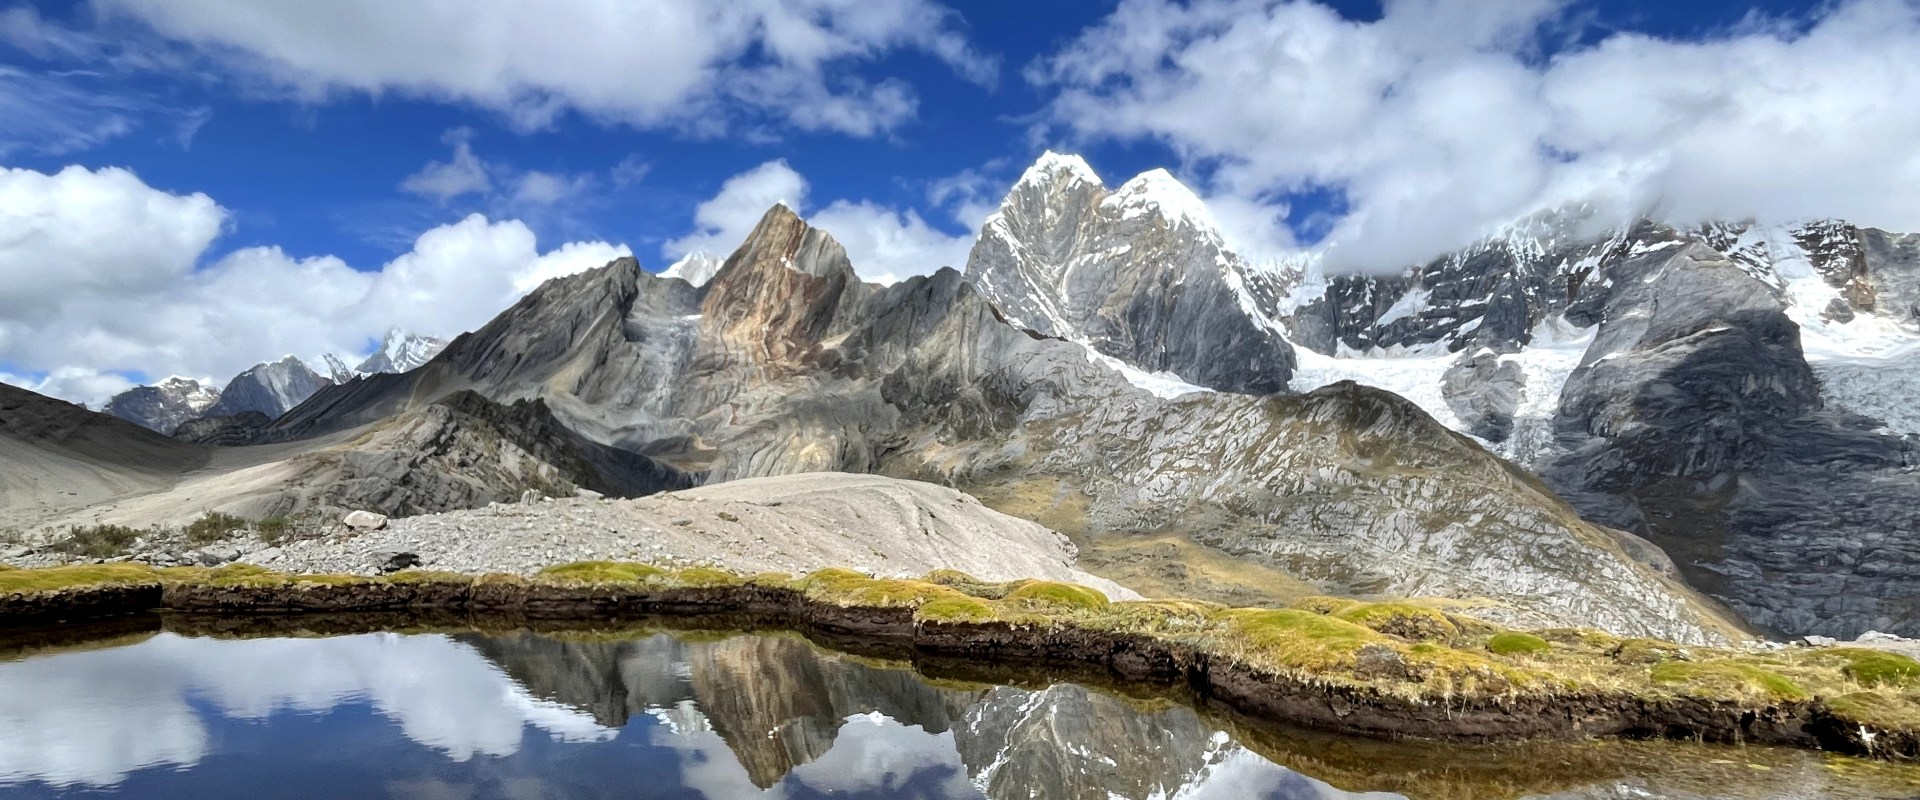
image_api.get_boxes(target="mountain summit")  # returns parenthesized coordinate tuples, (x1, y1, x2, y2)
(964, 151, 1297, 394)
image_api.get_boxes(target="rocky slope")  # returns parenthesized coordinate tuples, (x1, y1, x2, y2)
(245, 472, 1130, 596)
(1273, 215, 1920, 638)
(0, 383, 210, 532)
(245, 203, 1736, 642)
(100, 376, 220, 434)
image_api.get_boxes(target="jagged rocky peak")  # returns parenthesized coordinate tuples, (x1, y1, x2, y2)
(198, 355, 334, 421)
(101, 375, 221, 434)
(699, 204, 869, 365)
(965, 151, 1296, 394)
(354, 328, 449, 375)
(659, 251, 724, 287)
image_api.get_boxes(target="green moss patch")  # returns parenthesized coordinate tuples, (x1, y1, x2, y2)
(1650, 660, 1808, 703)
(914, 595, 1000, 624)
(1004, 581, 1109, 611)
(535, 561, 668, 586)
(796, 569, 966, 609)
(1290, 595, 1362, 615)
(1488, 632, 1552, 657)
(1823, 648, 1920, 688)
(671, 567, 741, 588)
(0, 563, 161, 594)
(1333, 602, 1459, 643)
(1217, 608, 1387, 672)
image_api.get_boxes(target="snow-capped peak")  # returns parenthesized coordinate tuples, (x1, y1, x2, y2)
(1104, 167, 1221, 233)
(354, 329, 448, 375)
(321, 353, 360, 384)
(1017, 150, 1103, 190)
(660, 251, 723, 288)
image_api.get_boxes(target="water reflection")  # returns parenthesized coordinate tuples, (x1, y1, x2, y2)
(0, 630, 1377, 799)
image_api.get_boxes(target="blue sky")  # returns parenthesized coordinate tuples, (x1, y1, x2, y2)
(4, 0, 1917, 404)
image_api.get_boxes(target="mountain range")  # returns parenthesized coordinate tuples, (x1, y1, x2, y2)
(101, 329, 449, 435)
(8, 151, 1918, 641)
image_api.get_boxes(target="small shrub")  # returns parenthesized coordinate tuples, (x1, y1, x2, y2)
(53, 524, 143, 558)
(254, 516, 294, 543)
(1487, 632, 1552, 657)
(1610, 638, 1687, 665)
(1005, 581, 1110, 611)
(715, 511, 740, 523)
(185, 512, 248, 544)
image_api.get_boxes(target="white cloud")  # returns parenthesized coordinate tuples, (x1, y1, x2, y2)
(511, 170, 592, 207)
(664, 159, 970, 283)
(96, 0, 997, 137)
(0, 164, 628, 406)
(812, 200, 972, 282)
(1032, 0, 1920, 273)
(663, 160, 811, 261)
(398, 127, 490, 201)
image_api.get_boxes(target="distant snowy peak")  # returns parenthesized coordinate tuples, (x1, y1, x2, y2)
(963, 151, 1298, 394)
(322, 353, 360, 384)
(660, 252, 724, 288)
(198, 355, 333, 422)
(102, 376, 221, 434)
(355, 329, 449, 375)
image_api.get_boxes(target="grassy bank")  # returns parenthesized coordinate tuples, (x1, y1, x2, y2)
(4, 561, 1917, 756)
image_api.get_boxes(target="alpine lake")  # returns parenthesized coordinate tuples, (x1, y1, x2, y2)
(1, 616, 1917, 800)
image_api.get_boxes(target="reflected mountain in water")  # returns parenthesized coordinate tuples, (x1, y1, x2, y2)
(0, 630, 1373, 800)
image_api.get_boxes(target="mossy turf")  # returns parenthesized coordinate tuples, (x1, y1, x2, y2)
(1488, 632, 1552, 657)
(7, 560, 1920, 745)
(1650, 660, 1808, 703)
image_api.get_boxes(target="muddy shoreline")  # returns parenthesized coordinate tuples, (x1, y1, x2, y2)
(0, 577, 1902, 760)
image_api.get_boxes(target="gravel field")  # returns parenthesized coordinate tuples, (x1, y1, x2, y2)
(241, 473, 1138, 599)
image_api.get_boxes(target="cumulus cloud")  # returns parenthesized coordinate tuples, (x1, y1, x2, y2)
(1032, 0, 1920, 273)
(95, 0, 997, 137)
(664, 159, 971, 283)
(398, 127, 490, 202)
(0, 164, 628, 406)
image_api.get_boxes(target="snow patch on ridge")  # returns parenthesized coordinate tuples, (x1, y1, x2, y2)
(1019, 150, 1102, 189)
(1103, 168, 1220, 234)
(660, 252, 723, 287)
(1082, 345, 1212, 399)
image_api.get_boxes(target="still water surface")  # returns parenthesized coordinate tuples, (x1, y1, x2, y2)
(0, 627, 1914, 799)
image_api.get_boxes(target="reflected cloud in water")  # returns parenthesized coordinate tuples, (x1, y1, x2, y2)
(0, 630, 1388, 800)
